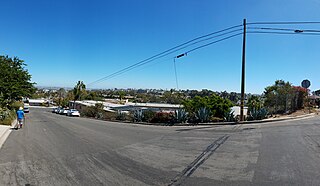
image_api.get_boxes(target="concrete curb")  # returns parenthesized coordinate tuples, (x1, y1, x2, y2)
(160, 113, 316, 126)
(78, 112, 316, 127)
(241, 113, 316, 124)
(0, 119, 16, 149)
(185, 113, 316, 126)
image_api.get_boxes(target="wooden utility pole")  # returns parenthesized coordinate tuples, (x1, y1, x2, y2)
(240, 19, 246, 122)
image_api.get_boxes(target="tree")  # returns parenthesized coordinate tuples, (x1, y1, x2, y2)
(292, 86, 308, 110)
(183, 94, 233, 119)
(57, 88, 66, 106)
(0, 56, 35, 107)
(118, 91, 125, 101)
(264, 80, 291, 114)
(73, 81, 86, 108)
(247, 95, 263, 114)
(264, 80, 306, 114)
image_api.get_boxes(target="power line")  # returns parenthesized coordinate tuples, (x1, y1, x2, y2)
(88, 28, 242, 86)
(247, 21, 320, 25)
(89, 57, 173, 86)
(89, 30, 244, 86)
(185, 32, 243, 54)
(94, 28, 319, 85)
(247, 31, 320, 36)
(88, 21, 320, 87)
(247, 27, 320, 33)
(87, 24, 243, 86)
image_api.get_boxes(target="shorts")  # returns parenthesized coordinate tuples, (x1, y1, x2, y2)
(18, 119, 23, 125)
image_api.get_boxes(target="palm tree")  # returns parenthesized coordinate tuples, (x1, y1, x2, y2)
(73, 81, 86, 108)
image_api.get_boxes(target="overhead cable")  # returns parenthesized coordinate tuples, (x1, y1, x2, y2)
(87, 24, 243, 86)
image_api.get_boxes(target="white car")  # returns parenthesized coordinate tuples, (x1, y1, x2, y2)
(23, 107, 30, 113)
(62, 109, 69, 115)
(58, 108, 64, 114)
(67, 109, 80, 117)
(58, 108, 69, 115)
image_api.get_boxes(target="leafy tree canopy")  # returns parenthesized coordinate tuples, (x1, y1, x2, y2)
(183, 94, 233, 118)
(0, 56, 35, 106)
(73, 81, 86, 101)
(264, 80, 307, 114)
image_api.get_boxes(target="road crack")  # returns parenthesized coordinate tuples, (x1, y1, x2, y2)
(168, 134, 229, 186)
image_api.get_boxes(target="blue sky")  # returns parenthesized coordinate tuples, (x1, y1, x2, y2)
(1, 0, 320, 94)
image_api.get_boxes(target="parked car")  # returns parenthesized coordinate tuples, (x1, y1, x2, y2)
(60, 109, 69, 115)
(67, 109, 80, 117)
(58, 108, 65, 114)
(52, 107, 58, 113)
(23, 106, 30, 113)
(56, 107, 62, 114)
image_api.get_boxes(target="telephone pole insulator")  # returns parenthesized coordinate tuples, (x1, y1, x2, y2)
(176, 53, 186, 58)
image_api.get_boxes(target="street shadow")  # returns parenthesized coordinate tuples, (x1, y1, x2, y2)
(175, 126, 214, 132)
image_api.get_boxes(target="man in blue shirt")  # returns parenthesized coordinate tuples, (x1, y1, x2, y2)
(16, 107, 25, 129)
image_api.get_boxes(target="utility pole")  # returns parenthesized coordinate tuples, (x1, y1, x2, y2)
(240, 19, 246, 122)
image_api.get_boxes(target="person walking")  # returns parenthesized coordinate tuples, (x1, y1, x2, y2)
(16, 107, 25, 129)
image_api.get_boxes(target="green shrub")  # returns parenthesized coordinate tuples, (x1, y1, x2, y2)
(116, 111, 127, 121)
(142, 110, 156, 122)
(0, 108, 16, 125)
(9, 101, 24, 111)
(183, 94, 233, 119)
(247, 108, 268, 121)
(132, 110, 144, 122)
(174, 109, 188, 123)
(224, 111, 236, 122)
(81, 103, 104, 119)
(196, 107, 211, 123)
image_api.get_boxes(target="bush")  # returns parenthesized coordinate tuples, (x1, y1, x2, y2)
(116, 111, 127, 121)
(150, 112, 174, 124)
(9, 101, 24, 111)
(183, 94, 233, 118)
(174, 109, 188, 123)
(132, 110, 144, 122)
(196, 107, 211, 123)
(103, 111, 117, 120)
(143, 110, 156, 122)
(81, 103, 104, 119)
(224, 111, 236, 122)
(81, 107, 96, 118)
(247, 108, 268, 121)
(0, 108, 16, 125)
(211, 116, 224, 122)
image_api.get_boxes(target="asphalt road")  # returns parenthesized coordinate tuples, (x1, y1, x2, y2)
(1, 107, 320, 186)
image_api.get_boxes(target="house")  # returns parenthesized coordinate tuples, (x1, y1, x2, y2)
(69, 100, 183, 113)
(230, 106, 248, 117)
(27, 99, 49, 106)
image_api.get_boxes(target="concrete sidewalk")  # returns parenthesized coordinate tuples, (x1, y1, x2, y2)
(0, 119, 16, 149)
(0, 125, 11, 149)
(243, 112, 316, 124)
(173, 113, 316, 126)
